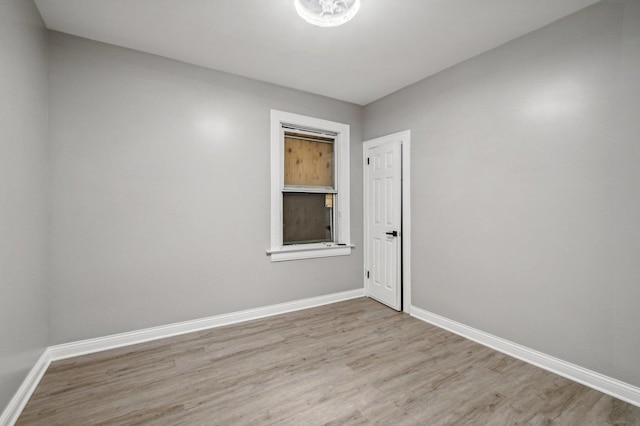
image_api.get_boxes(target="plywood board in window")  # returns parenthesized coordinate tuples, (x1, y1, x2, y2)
(284, 136, 334, 187)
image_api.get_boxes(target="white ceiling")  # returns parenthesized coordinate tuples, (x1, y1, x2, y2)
(34, 0, 600, 105)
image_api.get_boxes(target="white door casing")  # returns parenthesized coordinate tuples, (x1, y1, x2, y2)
(364, 135, 404, 311)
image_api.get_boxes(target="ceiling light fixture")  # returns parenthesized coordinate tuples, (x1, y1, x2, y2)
(294, 0, 361, 28)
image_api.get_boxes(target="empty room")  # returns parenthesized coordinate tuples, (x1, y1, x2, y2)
(2, 0, 640, 424)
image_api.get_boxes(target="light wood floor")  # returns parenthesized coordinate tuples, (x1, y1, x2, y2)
(17, 298, 640, 425)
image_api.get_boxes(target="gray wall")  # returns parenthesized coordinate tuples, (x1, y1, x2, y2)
(610, 0, 640, 387)
(364, 0, 640, 387)
(0, 0, 50, 410)
(48, 33, 363, 344)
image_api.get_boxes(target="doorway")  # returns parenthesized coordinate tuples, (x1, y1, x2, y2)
(363, 130, 411, 312)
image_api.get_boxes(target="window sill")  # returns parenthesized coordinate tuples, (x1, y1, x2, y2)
(266, 244, 354, 262)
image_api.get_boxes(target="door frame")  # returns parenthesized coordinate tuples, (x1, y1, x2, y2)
(363, 130, 411, 313)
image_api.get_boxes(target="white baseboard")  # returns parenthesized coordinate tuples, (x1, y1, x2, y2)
(0, 289, 364, 425)
(410, 305, 640, 408)
(0, 351, 52, 426)
(48, 288, 364, 361)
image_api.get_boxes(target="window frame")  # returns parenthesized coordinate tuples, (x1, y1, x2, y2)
(268, 110, 352, 262)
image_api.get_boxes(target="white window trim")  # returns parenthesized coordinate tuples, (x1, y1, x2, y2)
(268, 110, 352, 262)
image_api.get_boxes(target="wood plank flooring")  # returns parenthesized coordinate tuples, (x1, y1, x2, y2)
(17, 298, 640, 425)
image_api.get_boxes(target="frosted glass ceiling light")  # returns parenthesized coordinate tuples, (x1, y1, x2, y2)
(294, 0, 361, 27)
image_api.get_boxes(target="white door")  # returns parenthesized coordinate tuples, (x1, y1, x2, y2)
(364, 138, 402, 310)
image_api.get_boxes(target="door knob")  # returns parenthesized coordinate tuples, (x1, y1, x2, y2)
(385, 231, 398, 237)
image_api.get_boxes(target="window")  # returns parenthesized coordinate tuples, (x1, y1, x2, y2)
(268, 110, 352, 262)
(283, 131, 335, 245)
